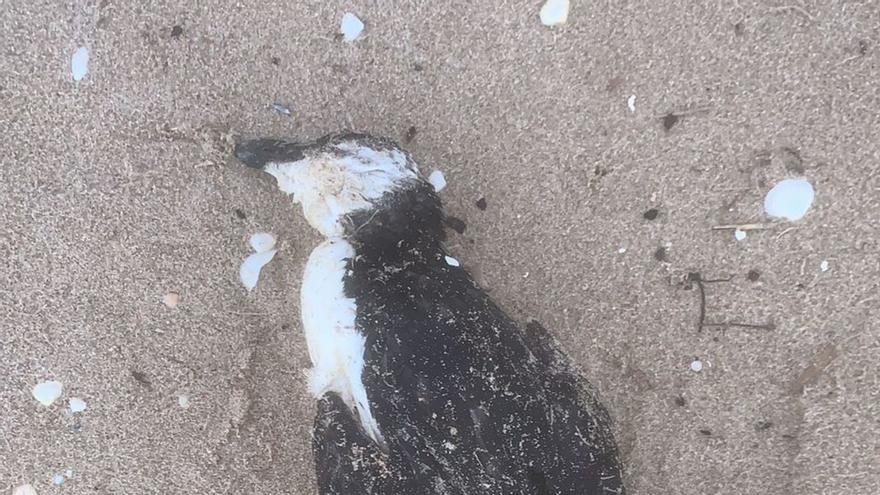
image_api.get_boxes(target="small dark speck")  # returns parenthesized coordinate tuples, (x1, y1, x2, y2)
(643, 208, 659, 221)
(699, 429, 712, 436)
(131, 370, 152, 387)
(475, 197, 487, 211)
(404, 125, 417, 144)
(234, 208, 247, 220)
(780, 147, 804, 174)
(446, 216, 466, 234)
(781, 434, 796, 440)
(654, 247, 669, 263)
(674, 395, 686, 407)
(662, 113, 680, 131)
(734, 22, 745, 36)
(755, 420, 773, 431)
(170, 25, 184, 38)
(281, 324, 290, 331)
(413, 63, 424, 72)
(747, 269, 760, 282)
(271, 56, 281, 66)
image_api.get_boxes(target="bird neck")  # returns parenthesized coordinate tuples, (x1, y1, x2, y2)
(343, 181, 446, 261)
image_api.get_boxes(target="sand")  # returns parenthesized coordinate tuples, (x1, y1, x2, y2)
(2, 1, 878, 493)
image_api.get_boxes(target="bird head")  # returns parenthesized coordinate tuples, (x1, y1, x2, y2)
(236, 133, 430, 238)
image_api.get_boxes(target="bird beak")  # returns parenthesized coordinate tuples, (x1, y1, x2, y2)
(234, 139, 307, 170)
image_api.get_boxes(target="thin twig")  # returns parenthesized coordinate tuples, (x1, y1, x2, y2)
(712, 223, 770, 231)
(703, 321, 776, 330)
(776, 226, 798, 240)
(688, 273, 708, 332)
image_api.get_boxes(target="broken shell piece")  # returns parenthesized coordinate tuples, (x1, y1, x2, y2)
(71, 47, 89, 81)
(51, 474, 65, 486)
(445, 256, 460, 267)
(764, 178, 814, 221)
(32, 381, 63, 407)
(540, 0, 570, 26)
(271, 103, 292, 116)
(240, 249, 277, 290)
(69, 397, 87, 413)
(162, 292, 180, 308)
(690, 359, 703, 372)
(428, 170, 447, 192)
(249, 232, 276, 253)
(734, 229, 747, 241)
(820, 260, 829, 272)
(13, 484, 37, 495)
(340, 13, 364, 42)
(627, 95, 636, 113)
(178, 394, 191, 409)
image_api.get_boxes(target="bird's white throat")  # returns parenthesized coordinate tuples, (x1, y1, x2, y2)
(265, 142, 419, 238)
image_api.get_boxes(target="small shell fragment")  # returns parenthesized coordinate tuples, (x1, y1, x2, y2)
(690, 359, 703, 372)
(445, 256, 460, 267)
(13, 484, 38, 495)
(764, 178, 815, 221)
(32, 381, 63, 407)
(428, 170, 447, 192)
(178, 394, 191, 409)
(734, 229, 747, 241)
(240, 249, 277, 290)
(162, 292, 180, 308)
(69, 397, 87, 413)
(71, 47, 89, 81)
(249, 233, 277, 253)
(340, 13, 364, 42)
(820, 260, 829, 272)
(627, 95, 636, 113)
(271, 103, 292, 117)
(540, 0, 570, 26)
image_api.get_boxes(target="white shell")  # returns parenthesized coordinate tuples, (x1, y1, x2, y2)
(627, 95, 636, 113)
(540, 0, 570, 26)
(690, 359, 703, 372)
(734, 229, 747, 241)
(32, 381, 63, 406)
(71, 47, 89, 81)
(68, 397, 87, 413)
(428, 170, 447, 192)
(13, 484, 37, 495)
(340, 13, 364, 42)
(162, 292, 180, 308)
(764, 178, 814, 221)
(239, 249, 277, 290)
(249, 232, 276, 253)
(445, 256, 460, 267)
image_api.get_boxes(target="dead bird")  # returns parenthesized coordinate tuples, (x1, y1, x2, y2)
(235, 132, 625, 494)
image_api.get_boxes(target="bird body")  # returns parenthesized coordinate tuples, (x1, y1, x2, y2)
(236, 133, 625, 494)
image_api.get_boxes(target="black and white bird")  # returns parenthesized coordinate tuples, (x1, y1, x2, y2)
(235, 133, 625, 495)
